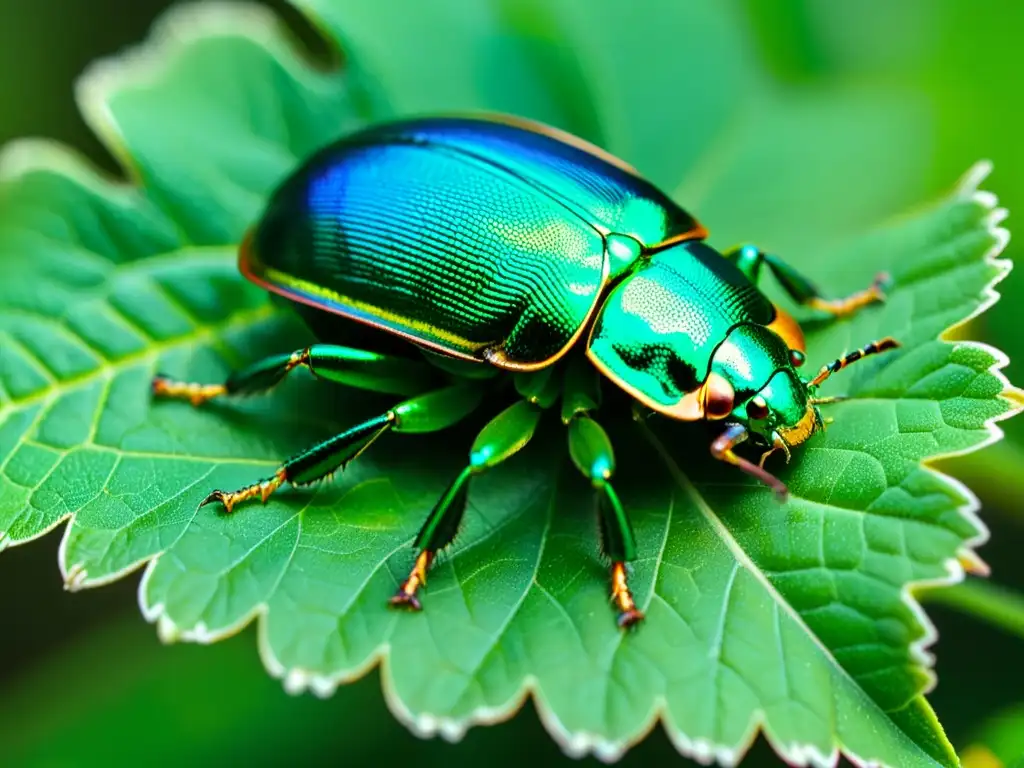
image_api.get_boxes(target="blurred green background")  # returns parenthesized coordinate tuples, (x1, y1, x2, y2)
(1, 1, 1023, 766)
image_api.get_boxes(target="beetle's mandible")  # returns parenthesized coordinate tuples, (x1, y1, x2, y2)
(153, 115, 899, 627)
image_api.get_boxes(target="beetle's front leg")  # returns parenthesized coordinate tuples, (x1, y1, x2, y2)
(390, 400, 543, 610)
(710, 423, 788, 501)
(724, 245, 890, 318)
(567, 414, 643, 628)
(152, 344, 436, 405)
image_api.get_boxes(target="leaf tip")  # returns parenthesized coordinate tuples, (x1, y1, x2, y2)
(156, 613, 181, 644)
(957, 159, 995, 197)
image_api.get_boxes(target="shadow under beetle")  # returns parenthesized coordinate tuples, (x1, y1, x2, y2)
(153, 115, 898, 627)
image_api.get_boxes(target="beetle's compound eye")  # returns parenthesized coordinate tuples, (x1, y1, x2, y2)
(703, 373, 735, 420)
(790, 349, 806, 368)
(746, 395, 769, 421)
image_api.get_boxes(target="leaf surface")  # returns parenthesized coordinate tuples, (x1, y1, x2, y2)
(0, 3, 1017, 766)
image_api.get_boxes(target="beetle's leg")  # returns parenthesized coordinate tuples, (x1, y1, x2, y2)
(390, 400, 543, 611)
(711, 423, 789, 501)
(723, 243, 768, 283)
(152, 344, 436, 405)
(724, 245, 890, 318)
(200, 383, 483, 513)
(567, 414, 643, 628)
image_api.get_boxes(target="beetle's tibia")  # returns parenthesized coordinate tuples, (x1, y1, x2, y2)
(284, 413, 395, 486)
(596, 482, 638, 562)
(389, 400, 543, 613)
(711, 424, 789, 501)
(389, 550, 435, 612)
(415, 467, 474, 552)
(224, 350, 308, 395)
(809, 337, 901, 388)
(154, 344, 437, 407)
(198, 413, 396, 514)
(389, 468, 473, 611)
(806, 272, 891, 318)
(151, 375, 227, 406)
(611, 561, 644, 628)
(200, 468, 287, 514)
(731, 247, 891, 320)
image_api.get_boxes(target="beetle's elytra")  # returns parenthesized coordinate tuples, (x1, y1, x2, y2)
(153, 115, 898, 627)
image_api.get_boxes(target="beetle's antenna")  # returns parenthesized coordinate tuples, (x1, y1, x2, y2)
(711, 424, 788, 501)
(809, 337, 900, 388)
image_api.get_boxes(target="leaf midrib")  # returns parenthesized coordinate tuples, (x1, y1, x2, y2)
(636, 418, 944, 766)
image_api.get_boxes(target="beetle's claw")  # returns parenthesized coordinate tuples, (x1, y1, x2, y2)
(388, 591, 423, 612)
(199, 470, 285, 514)
(617, 608, 645, 629)
(200, 490, 232, 512)
(610, 562, 644, 629)
(389, 551, 431, 612)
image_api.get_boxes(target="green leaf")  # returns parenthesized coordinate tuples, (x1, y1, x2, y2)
(0, 3, 1018, 767)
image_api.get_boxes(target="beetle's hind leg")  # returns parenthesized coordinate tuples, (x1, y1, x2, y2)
(567, 414, 643, 628)
(724, 245, 890, 318)
(390, 400, 543, 611)
(152, 344, 435, 405)
(199, 383, 483, 513)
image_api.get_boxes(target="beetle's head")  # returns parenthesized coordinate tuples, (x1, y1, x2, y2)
(734, 368, 821, 451)
(706, 326, 900, 498)
(705, 324, 819, 457)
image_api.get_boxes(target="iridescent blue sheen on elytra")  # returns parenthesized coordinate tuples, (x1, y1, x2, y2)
(241, 115, 706, 368)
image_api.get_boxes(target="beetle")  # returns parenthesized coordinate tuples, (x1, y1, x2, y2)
(153, 115, 898, 627)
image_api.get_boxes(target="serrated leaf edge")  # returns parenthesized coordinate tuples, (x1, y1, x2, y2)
(136, 163, 1014, 768)
(891, 159, 1021, 694)
(1, 2, 1016, 764)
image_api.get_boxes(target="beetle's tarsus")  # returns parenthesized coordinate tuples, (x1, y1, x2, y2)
(611, 561, 644, 628)
(808, 271, 892, 318)
(389, 550, 433, 612)
(199, 470, 286, 514)
(151, 374, 227, 406)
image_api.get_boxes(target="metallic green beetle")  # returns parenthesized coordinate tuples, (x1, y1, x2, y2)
(153, 115, 897, 627)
